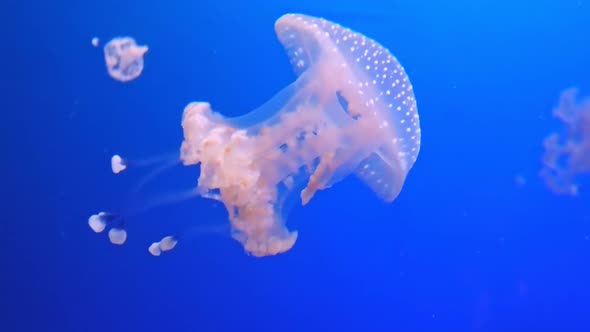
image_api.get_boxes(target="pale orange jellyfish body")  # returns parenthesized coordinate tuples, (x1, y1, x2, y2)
(541, 88, 590, 195)
(103, 37, 148, 82)
(179, 14, 421, 257)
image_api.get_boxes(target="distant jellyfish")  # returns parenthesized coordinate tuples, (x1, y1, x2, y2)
(91, 37, 99, 47)
(541, 88, 590, 195)
(111, 154, 127, 174)
(89, 14, 421, 257)
(88, 212, 108, 233)
(88, 212, 127, 245)
(149, 236, 178, 256)
(108, 227, 127, 245)
(514, 175, 527, 187)
(103, 36, 148, 82)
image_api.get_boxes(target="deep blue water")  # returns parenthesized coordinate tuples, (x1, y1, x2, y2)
(5, 0, 590, 331)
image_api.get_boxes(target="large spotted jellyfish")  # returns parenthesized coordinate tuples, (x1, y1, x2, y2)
(89, 14, 421, 257)
(103, 37, 148, 82)
(541, 88, 590, 195)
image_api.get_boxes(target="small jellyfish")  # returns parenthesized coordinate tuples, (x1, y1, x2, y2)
(111, 154, 127, 174)
(88, 212, 127, 245)
(541, 88, 590, 195)
(103, 36, 148, 82)
(149, 236, 178, 256)
(91, 37, 99, 47)
(90, 14, 421, 257)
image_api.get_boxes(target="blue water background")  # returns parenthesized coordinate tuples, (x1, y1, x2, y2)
(5, 0, 590, 331)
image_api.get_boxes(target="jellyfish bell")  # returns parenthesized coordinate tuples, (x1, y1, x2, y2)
(108, 227, 127, 245)
(89, 14, 421, 258)
(88, 212, 108, 233)
(111, 155, 127, 174)
(103, 36, 148, 82)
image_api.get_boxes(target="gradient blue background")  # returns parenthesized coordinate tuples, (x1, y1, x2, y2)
(5, 0, 590, 331)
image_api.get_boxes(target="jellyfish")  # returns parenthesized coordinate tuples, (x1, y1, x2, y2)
(91, 37, 99, 47)
(541, 88, 590, 195)
(103, 37, 148, 82)
(88, 212, 127, 245)
(90, 14, 421, 257)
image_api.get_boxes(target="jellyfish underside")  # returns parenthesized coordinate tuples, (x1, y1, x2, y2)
(90, 14, 421, 257)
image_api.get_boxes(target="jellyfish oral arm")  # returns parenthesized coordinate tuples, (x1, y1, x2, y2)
(179, 88, 403, 257)
(180, 102, 296, 257)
